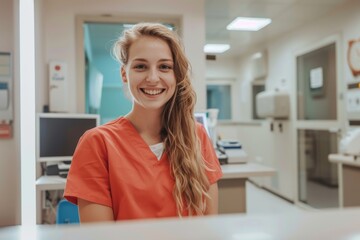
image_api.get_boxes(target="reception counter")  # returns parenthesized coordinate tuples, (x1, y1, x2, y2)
(329, 153, 360, 208)
(219, 163, 275, 213)
(1, 208, 360, 240)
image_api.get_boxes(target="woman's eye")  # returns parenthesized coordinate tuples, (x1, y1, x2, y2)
(134, 64, 146, 70)
(159, 64, 173, 70)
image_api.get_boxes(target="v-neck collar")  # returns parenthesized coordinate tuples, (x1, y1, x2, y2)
(120, 117, 167, 164)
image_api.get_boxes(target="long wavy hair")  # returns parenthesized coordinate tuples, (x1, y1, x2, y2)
(113, 23, 210, 216)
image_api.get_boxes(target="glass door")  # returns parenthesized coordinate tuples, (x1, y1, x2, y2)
(295, 37, 345, 209)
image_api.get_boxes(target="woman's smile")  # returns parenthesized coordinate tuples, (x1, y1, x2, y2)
(140, 88, 166, 96)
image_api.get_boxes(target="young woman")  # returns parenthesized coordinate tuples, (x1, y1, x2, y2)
(64, 23, 223, 222)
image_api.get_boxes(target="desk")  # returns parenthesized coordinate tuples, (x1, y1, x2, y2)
(2, 208, 360, 240)
(219, 163, 275, 214)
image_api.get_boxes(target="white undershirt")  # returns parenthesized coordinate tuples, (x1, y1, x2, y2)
(149, 142, 164, 160)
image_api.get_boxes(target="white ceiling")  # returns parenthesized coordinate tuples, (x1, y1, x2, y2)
(205, 0, 350, 57)
(86, 0, 351, 59)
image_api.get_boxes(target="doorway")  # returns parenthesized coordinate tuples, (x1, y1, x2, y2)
(84, 22, 132, 124)
(295, 37, 345, 209)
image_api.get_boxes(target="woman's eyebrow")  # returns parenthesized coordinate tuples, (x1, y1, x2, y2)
(158, 59, 173, 63)
(132, 58, 148, 62)
(132, 58, 173, 63)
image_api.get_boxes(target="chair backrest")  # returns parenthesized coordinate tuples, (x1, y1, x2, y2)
(56, 199, 80, 224)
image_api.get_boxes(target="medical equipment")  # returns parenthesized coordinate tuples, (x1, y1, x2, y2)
(217, 140, 248, 164)
(340, 128, 360, 156)
(49, 61, 68, 112)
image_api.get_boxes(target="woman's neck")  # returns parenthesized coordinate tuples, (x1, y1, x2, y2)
(125, 107, 163, 145)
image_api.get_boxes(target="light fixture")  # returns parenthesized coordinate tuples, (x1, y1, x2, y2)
(252, 52, 263, 59)
(204, 44, 230, 53)
(227, 17, 272, 31)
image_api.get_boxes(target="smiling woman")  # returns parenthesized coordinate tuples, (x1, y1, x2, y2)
(64, 23, 223, 222)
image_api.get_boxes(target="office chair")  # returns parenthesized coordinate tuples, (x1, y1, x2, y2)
(56, 199, 80, 224)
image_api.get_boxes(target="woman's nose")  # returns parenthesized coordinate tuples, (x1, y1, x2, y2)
(146, 68, 160, 83)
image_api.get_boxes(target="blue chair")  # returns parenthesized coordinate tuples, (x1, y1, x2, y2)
(56, 199, 80, 224)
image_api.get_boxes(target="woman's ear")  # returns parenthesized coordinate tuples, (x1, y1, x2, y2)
(121, 66, 127, 83)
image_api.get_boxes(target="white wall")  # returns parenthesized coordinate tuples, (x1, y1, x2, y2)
(37, 0, 206, 113)
(206, 56, 238, 79)
(0, 0, 21, 226)
(216, 0, 360, 200)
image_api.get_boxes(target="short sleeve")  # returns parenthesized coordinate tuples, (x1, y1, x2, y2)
(197, 124, 223, 184)
(64, 129, 112, 208)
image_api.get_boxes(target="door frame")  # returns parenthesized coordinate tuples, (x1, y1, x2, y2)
(291, 34, 346, 207)
(75, 15, 181, 113)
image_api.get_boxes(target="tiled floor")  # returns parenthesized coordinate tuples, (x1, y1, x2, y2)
(304, 180, 339, 209)
(246, 181, 305, 216)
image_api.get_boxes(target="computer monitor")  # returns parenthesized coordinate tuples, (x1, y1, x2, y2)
(36, 113, 100, 162)
(194, 112, 209, 135)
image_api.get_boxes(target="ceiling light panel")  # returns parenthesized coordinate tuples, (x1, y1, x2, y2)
(204, 44, 230, 53)
(227, 17, 272, 31)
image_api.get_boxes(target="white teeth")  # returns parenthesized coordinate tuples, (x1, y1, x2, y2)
(143, 89, 163, 95)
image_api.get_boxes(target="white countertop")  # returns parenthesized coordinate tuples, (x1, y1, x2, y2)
(221, 162, 275, 179)
(36, 163, 276, 190)
(329, 153, 360, 167)
(36, 175, 66, 190)
(2, 208, 360, 240)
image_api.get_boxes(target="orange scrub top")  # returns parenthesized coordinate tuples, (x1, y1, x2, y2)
(64, 117, 223, 220)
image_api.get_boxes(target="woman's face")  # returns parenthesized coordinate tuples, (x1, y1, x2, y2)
(121, 36, 176, 112)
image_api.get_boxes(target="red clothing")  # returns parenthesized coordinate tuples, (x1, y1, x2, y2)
(64, 117, 222, 220)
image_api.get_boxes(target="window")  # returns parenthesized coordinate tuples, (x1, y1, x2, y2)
(206, 81, 233, 120)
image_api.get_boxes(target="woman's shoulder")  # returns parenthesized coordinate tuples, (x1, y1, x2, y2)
(195, 122, 208, 138)
(82, 116, 130, 139)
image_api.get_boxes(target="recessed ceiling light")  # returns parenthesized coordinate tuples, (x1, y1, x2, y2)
(204, 44, 230, 53)
(227, 17, 272, 31)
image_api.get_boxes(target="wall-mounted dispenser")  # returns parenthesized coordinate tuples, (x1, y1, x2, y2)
(0, 52, 13, 138)
(49, 61, 68, 112)
(256, 89, 290, 119)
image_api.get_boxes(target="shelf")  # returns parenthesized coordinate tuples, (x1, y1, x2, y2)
(36, 175, 66, 191)
(328, 153, 360, 167)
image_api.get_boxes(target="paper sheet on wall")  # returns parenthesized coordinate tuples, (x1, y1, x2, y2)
(310, 67, 323, 89)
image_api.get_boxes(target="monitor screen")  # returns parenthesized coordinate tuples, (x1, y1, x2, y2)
(194, 112, 209, 135)
(37, 113, 99, 162)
